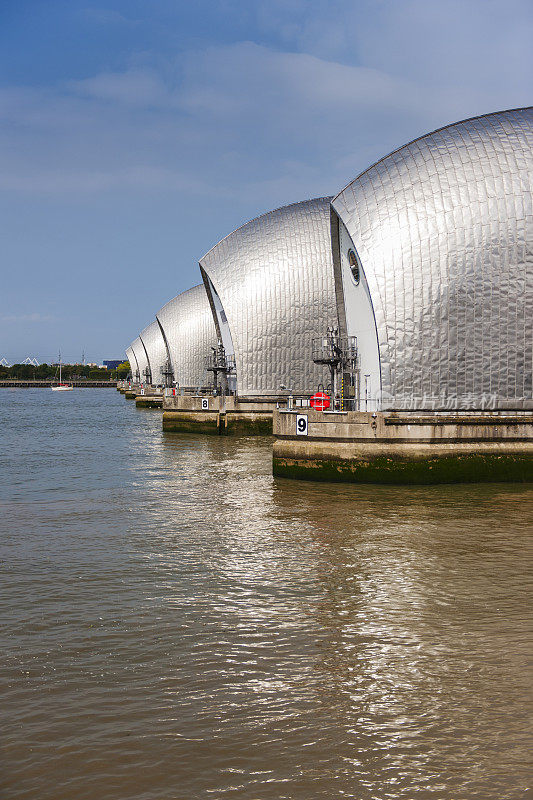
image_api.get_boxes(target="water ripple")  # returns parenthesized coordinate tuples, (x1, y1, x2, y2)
(0, 390, 532, 799)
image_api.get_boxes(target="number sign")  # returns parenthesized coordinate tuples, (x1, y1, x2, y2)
(296, 414, 308, 436)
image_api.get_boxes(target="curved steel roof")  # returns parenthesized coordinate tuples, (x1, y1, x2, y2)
(156, 284, 217, 389)
(129, 336, 149, 382)
(125, 345, 137, 376)
(199, 198, 338, 396)
(139, 320, 167, 384)
(332, 107, 533, 409)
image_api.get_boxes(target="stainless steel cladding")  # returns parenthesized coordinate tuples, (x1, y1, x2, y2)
(332, 107, 533, 410)
(125, 346, 137, 378)
(130, 336, 148, 383)
(139, 321, 167, 385)
(199, 198, 339, 396)
(156, 285, 218, 389)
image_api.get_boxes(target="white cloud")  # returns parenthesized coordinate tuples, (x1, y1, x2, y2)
(81, 7, 137, 26)
(70, 69, 171, 107)
(1, 0, 530, 361)
(179, 43, 423, 116)
(0, 5, 530, 207)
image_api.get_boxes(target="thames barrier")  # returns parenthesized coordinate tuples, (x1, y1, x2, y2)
(121, 108, 533, 483)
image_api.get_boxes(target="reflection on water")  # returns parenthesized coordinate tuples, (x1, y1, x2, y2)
(1, 390, 532, 799)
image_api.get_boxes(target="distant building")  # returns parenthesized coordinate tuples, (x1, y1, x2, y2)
(103, 360, 122, 370)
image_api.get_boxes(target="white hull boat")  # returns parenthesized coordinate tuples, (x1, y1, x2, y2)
(51, 353, 73, 391)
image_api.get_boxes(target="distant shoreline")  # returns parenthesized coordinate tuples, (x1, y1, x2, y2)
(0, 380, 118, 388)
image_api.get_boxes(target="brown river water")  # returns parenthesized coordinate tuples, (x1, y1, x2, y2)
(1, 389, 532, 799)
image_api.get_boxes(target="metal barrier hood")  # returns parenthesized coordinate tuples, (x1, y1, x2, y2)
(332, 107, 533, 410)
(129, 337, 148, 382)
(139, 320, 167, 385)
(199, 198, 339, 397)
(156, 284, 218, 389)
(125, 345, 137, 379)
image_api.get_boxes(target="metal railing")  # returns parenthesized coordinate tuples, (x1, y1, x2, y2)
(312, 335, 358, 365)
(204, 353, 236, 371)
(276, 394, 365, 412)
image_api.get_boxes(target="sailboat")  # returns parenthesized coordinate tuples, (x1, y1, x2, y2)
(51, 353, 73, 391)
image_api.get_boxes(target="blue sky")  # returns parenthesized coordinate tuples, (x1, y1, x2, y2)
(1, 0, 531, 363)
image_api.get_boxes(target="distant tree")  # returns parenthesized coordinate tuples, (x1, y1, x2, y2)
(12, 364, 34, 380)
(60, 364, 74, 379)
(0, 361, 120, 381)
(117, 360, 130, 378)
(36, 363, 53, 379)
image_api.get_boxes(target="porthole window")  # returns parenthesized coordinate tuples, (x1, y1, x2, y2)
(348, 249, 360, 285)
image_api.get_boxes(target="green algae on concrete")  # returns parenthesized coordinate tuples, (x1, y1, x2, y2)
(135, 397, 163, 408)
(162, 395, 275, 436)
(223, 415, 272, 435)
(162, 410, 273, 436)
(124, 391, 137, 399)
(162, 411, 220, 435)
(273, 453, 533, 485)
(272, 409, 533, 485)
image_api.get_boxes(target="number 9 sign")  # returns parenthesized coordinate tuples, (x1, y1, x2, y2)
(296, 414, 308, 436)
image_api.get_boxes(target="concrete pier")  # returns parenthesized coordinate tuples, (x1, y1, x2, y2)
(121, 383, 141, 399)
(273, 409, 533, 484)
(116, 382, 164, 406)
(135, 387, 164, 408)
(162, 394, 274, 435)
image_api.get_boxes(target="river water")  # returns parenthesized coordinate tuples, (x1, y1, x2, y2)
(1, 389, 532, 800)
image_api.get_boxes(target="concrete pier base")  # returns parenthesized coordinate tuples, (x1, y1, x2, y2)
(135, 388, 163, 408)
(162, 395, 274, 435)
(121, 383, 149, 400)
(135, 396, 163, 408)
(273, 410, 533, 484)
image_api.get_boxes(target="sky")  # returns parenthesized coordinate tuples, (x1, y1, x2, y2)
(0, 0, 531, 364)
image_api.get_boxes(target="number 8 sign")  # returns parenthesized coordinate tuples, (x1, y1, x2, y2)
(296, 414, 308, 436)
